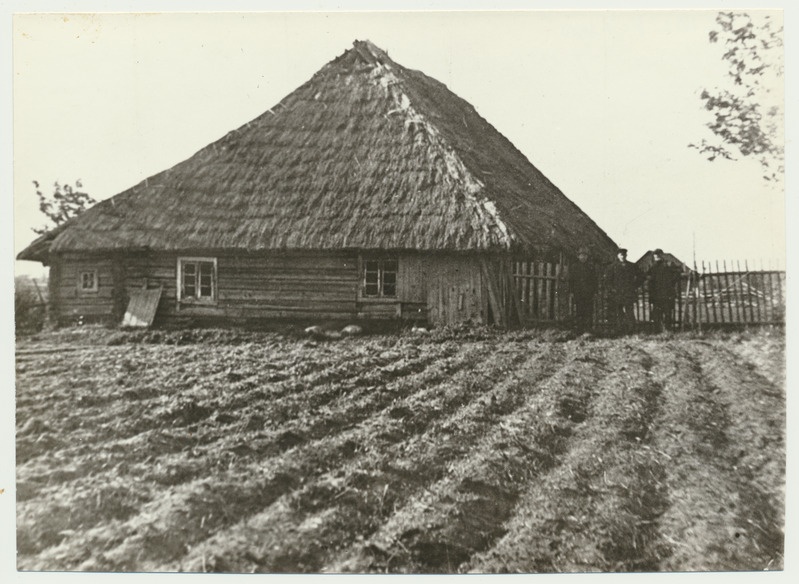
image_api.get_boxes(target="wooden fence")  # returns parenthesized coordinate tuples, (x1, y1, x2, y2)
(511, 259, 567, 324)
(670, 261, 785, 327)
(508, 258, 785, 329)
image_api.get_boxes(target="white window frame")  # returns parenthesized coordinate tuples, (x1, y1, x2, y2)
(177, 257, 218, 304)
(361, 257, 398, 299)
(78, 270, 98, 293)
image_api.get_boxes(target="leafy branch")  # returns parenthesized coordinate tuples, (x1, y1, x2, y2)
(691, 12, 784, 183)
(33, 179, 97, 235)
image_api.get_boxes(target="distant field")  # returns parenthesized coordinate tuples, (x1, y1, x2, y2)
(15, 326, 785, 573)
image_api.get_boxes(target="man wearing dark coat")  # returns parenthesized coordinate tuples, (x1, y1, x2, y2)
(647, 248, 680, 332)
(569, 246, 598, 330)
(606, 247, 644, 333)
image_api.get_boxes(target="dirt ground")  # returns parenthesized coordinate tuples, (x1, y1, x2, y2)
(14, 325, 785, 573)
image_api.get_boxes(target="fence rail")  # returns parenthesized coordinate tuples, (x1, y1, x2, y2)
(509, 258, 785, 329)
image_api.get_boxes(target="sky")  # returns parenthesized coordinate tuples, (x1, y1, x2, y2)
(8, 4, 787, 279)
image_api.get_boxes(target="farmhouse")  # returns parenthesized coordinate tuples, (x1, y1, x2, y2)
(18, 40, 616, 328)
(635, 250, 693, 274)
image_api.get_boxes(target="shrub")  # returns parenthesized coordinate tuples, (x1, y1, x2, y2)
(15, 276, 47, 336)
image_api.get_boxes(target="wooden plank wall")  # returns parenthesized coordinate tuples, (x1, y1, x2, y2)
(355, 253, 484, 326)
(422, 255, 484, 326)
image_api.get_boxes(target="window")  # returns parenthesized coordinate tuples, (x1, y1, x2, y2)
(78, 270, 98, 293)
(362, 258, 398, 298)
(178, 258, 217, 303)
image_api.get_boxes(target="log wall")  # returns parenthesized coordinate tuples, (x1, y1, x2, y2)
(51, 255, 117, 322)
(51, 251, 486, 327)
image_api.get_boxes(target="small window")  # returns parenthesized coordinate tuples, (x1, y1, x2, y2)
(178, 258, 217, 303)
(362, 258, 398, 298)
(78, 270, 98, 292)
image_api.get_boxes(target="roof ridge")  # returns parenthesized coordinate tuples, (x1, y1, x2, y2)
(351, 39, 392, 65)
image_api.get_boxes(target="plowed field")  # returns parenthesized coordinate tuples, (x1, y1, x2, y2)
(14, 326, 785, 573)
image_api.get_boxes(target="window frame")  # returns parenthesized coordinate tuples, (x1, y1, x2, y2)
(360, 256, 399, 300)
(176, 257, 218, 305)
(77, 270, 99, 294)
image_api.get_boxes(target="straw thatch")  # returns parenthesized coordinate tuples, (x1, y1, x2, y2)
(19, 40, 616, 262)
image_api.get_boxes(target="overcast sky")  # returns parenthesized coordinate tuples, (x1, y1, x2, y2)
(9, 4, 788, 277)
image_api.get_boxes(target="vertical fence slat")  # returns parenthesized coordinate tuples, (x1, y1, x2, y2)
(741, 260, 751, 324)
(699, 261, 706, 325)
(766, 260, 774, 323)
(750, 260, 762, 323)
(528, 261, 534, 323)
(554, 261, 562, 321)
(772, 269, 779, 319)
(772, 268, 779, 323)
(529, 261, 536, 319)
(737, 260, 748, 324)
(707, 262, 719, 324)
(542, 262, 549, 320)
(714, 261, 723, 324)
(722, 260, 735, 323)
(554, 262, 560, 320)
(640, 275, 647, 325)
(707, 262, 714, 325)
(541, 262, 549, 321)
(724, 260, 740, 322)
(703, 265, 709, 324)
(523, 260, 530, 322)
(729, 260, 740, 323)
(545, 262, 551, 321)
(741, 260, 750, 323)
(708, 262, 718, 324)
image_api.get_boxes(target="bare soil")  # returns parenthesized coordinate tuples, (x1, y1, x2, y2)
(14, 325, 785, 573)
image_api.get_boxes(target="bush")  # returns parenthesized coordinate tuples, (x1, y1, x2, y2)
(15, 276, 47, 336)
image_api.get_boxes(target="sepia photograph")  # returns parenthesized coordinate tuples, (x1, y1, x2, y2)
(5, 0, 792, 578)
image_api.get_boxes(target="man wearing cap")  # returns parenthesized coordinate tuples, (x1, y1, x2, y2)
(605, 247, 644, 333)
(647, 248, 680, 332)
(569, 246, 598, 330)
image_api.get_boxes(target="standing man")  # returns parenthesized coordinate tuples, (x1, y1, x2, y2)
(606, 247, 643, 333)
(569, 246, 598, 331)
(647, 248, 680, 332)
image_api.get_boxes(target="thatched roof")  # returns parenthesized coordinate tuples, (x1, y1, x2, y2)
(19, 40, 617, 263)
(16, 223, 68, 264)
